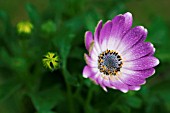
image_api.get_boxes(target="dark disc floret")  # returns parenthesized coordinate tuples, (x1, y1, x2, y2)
(98, 49, 123, 75)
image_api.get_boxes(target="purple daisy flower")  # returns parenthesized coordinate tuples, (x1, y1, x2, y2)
(83, 12, 159, 93)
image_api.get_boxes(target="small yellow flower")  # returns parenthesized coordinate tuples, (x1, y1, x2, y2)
(17, 21, 33, 34)
(42, 52, 60, 71)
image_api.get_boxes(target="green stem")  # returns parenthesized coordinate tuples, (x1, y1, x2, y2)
(85, 86, 94, 113)
(62, 61, 75, 113)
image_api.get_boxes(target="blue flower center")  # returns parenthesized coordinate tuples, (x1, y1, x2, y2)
(98, 49, 122, 75)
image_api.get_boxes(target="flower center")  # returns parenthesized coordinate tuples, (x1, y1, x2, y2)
(98, 49, 123, 75)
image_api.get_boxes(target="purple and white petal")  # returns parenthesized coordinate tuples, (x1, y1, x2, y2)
(85, 31, 93, 51)
(123, 56, 159, 70)
(118, 73, 146, 86)
(99, 21, 112, 51)
(128, 85, 141, 91)
(117, 26, 147, 54)
(89, 45, 99, 61)
(94, 20, 103, 53)
(148, 47, 156, 56)
(107, 16, 125, 50)
(123, 12, 133, 30)
(107, 12, 132, 50)
(88, 72, 100, 85)
(123, 42, 155, 61)
(84, 54, 98, 68)
(83, 66, 98, 78)
(121, 68, 155, 78)
(109, 76, 129, 93)
(96, 74, 108, 91)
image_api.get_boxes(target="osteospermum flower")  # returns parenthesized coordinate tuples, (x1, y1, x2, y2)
(83, 12, 159, 93)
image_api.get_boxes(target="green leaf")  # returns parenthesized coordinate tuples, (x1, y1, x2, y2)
(63, 68, 78, 86)
(53, 32, 75, 62)
(107, 2, 126, 20)
(126, 96, 142, 109)
(151, 79, 170, 103)
(117, 105, 131, 113)
(150, 79, 170, 112)
(0, 77, 21, 102)
(30, 85, 64, 112)
(52, 26, 78, 86)
(25, 3, 40, 26)
(84, 105, 98, 113)
(36, 111, 55, 113)
(69, 47, 85, 60)
(148, 17, 170, 62)
(85, 12, 100, 33)
(0, 10, 11, 34)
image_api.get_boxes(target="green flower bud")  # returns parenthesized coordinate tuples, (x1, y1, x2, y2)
(42, 52, 60, 71)
(17, 21, 33, 34)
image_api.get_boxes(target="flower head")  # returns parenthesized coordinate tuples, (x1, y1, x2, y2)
(17, 21, 33, 34)
(42, 52, 60, 71)
(83, 12, 159, 93)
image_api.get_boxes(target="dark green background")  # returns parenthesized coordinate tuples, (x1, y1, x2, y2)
(0, 0, 170, 113)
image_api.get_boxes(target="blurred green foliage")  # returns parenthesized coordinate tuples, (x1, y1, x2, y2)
(0, 0, 170, 113)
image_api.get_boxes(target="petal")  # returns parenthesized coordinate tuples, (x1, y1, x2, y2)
(94, 20, 102, 42)
(108, 12, 132, 50)
(94, 20, 103, 53)
(102, 75, 112, 87)
(97, 75, 129, 93)
(128, 85, 141, 91)
(99, 21, 112, 51)
(123, 12, 133, 30)
(89, 44, 99, 61)
(117, 26, 147, 54)
(117, 72, 146, 86)
(82, 66, 98, 78)
(121, 68, 155, 78)
(84, 54, 98, 68)
(96, 74, 103, 85)
(142, 28, 148, 41)
(85, 31, 93, 51)
(108, 16, 125, 50)
(89, 72, 100, 85)
(102, 86, 108, 92)
(97, 75, 108, 92)
(109, 76, 129, 93)
(148, 47, 156, 56)
(123, 42, 155, 61)
(123, 56, 159, 70)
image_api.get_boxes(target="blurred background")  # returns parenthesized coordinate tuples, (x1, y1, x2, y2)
(0, 0, 170, 113)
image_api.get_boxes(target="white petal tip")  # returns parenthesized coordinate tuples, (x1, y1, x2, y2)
(125, 12, 132, 16)
(83, 75, 88, 78)
(96, 20, 102, 26)
(141, 80, 146, 85)
(139, 26, 145, 30)
(121, 90, 128, 93)
(150, 43, 154, 47)
(152, 69, 156, 75)
(156, 58, 160, 65)
(133, 86, 141, 91)
(121, 89, 128, 93)
(85, 31, 90, 35)
(102, 86, 108, 92)
(111, 86, 116, 89)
